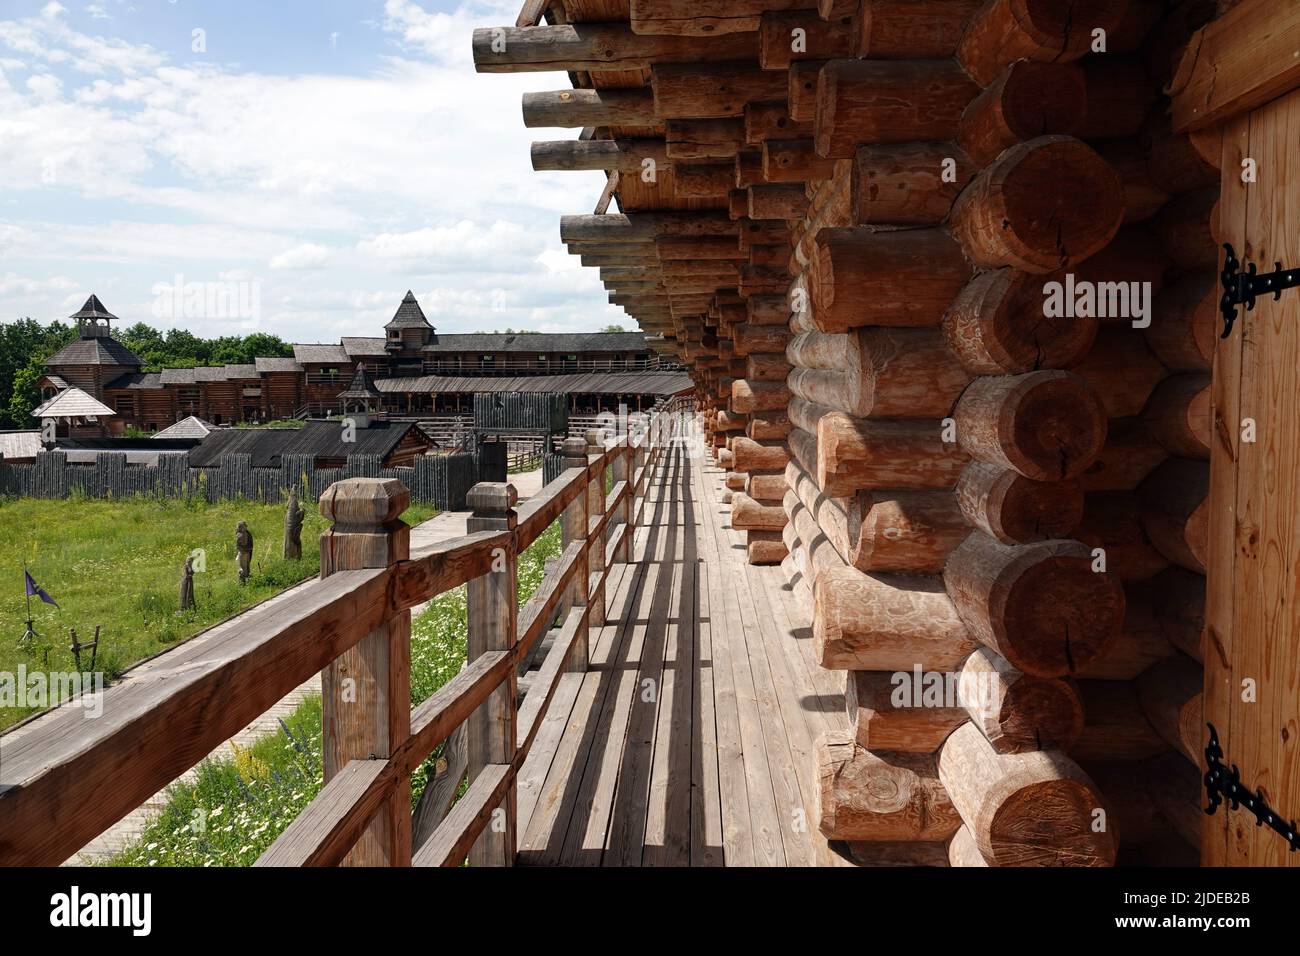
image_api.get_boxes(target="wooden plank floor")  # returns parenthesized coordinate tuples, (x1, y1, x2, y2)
(516, 427, 851, 866)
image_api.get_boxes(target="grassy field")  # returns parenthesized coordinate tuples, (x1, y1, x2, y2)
(0, 494, 435, 730)
(111, 519, 563, 866)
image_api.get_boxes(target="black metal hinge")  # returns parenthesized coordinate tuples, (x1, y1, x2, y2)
(1219, 243, 1300, 338)
(1204, 722, 1300, 852)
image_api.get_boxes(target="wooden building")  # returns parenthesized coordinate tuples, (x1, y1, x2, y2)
(475, 0, 1298, 867)
(42, 291, 684, 428)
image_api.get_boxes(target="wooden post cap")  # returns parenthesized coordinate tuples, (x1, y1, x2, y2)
(585, 428, 605, 448)
(467, 481, 518, 516)
(561, 436, 588, 459)
(319, 478, 409, 527)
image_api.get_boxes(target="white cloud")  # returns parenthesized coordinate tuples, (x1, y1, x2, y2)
(270, 243, 332, 270)
(0, 1, 624, 341)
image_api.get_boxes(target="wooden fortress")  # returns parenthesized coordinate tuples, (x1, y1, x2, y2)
(475, 0, 1296, 867)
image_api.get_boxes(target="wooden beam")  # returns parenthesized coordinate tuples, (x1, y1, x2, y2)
(1171, 0, 1300, 131)
(472, 24, 758, 73)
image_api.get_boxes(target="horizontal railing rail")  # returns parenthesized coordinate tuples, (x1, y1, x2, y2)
(0, 396, 687, 867)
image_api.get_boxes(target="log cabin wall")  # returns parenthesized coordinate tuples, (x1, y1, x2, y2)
(480, 0, 1221, 866)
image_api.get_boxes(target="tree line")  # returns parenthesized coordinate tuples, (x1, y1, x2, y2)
(0, 319, 292, 428)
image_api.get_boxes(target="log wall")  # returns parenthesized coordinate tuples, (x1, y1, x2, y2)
(488, 0, 1218, 867)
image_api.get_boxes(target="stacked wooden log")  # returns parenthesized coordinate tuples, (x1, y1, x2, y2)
(481, 0, 1216, 866)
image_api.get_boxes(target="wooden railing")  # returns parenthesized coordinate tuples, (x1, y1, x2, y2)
(0, 401, 682, 867)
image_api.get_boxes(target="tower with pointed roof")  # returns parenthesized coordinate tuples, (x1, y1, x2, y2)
(384, 290, 435, 354)
(337, 365, 384, 428)
(43, 296, 144, 408)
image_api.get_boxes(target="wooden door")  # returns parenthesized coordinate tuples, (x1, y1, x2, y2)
(1178, 6, 1300, 865)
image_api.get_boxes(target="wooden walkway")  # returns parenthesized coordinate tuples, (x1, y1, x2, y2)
(517, 431, 851, 866)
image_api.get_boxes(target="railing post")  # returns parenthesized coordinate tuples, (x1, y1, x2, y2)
(318, 477, 412, 866)
(560, 436, 590, 671)
(465, 481, 518, 867)
(611, 438, 631, 564)
(585, 428, 606, 629)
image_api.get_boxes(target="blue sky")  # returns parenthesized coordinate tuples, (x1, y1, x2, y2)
(0, 0, 616, 342)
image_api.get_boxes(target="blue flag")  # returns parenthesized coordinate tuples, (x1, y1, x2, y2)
(24, 571, 58, 608)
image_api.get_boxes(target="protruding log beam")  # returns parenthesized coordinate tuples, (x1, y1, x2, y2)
(1076, 491, 1170, 581)
(759, 10, 854, 69)
(1136, 656, 1202, 765)
(817, 732, 962, 842)
(522, 89, 657, 128)
(748, 183, 810, 220)
(1144, 273, 1216, 372)
(943, 268, 1099, 375)
(473, 23, 759, 73)
(845, 670, 968, 753)
(746, 529, 788, 565)
(937, 722, 1117, 866)
(1072, 680, 1168, 762)
(732, 492, 787, 532)
(731, 379, 790, 414)
(956, 0, 1130, 87)
(651, 61, 789, 120)
(763, 138, 837, 183)
(562, 212, 737, 242)
(745, 472, 787, 501)
(814, 566, 981, 671)
(732, 436, 790, 472)
(850, 491, 968, 574)
(953, 371, 1108, 482)
(1138, 459, 1208, 574)
(630, 0, 776, 36)
(733, 323, 791, 357)
(809, 227, 968, 332)
(814, 59, 979, 159)
(957, 60, 1086, 167)
(1077, 55, 1160, 141)
(948, 136, 1124, 273)
(1071, 329, 1169, 419)
(1154, 186, 1220, 271)
(1143, 373, 1210, 460)
(959, 647, 1085, 754)
(956, 461, 1084, 544)
(1075, 583, 1175, 680)
(851, 0, 982, 59)
(787, 60, 824, 123)
(944, 533, 1124, 677)
(746, 411, 792, 441)
(744, 101, 812, 144)
(656, 236, 744, 260)
(801, 401, 969, 496)
(850, 142, 974, 226)
(665, 119, 745, 160)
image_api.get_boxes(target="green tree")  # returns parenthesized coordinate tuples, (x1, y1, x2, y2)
(601, 324, 626, 333)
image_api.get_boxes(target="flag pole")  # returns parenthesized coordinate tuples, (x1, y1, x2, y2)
(19, 563, 37, 649)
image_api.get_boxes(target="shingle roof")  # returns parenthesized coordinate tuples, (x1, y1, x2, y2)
(374, 370, 693, 396)
(255, 356, 304, 373)
(188, 420, 426, 468)
(421, 331, 652, 354)
(338, 366, 382, 401)
(0, 431, 42, 461)
(293, 343, 350, 364)
(159, 367, 197, 385)
(104, 372, 163, 390)
(153, 416, 213, 439)
(69, 294, 119, 322)
(341, 337, 388, 357)
(31, 387, 115, 419)
(45, 336, 143, 367)
(385, 291, 433, 330)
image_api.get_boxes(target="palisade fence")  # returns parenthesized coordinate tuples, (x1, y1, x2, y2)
(0, 450, 479, 511)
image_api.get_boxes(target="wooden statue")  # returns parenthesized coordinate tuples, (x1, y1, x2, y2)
(283, 489, 304, 560)
(235, 520, 253, 584)
(178, 556, 196, 611)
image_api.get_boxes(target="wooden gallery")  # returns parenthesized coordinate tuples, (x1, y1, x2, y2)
(477, 0, 1298, 867)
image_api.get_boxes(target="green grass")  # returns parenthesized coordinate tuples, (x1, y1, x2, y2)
(0, 494, 436, 730)
(108, 518, 564, 867)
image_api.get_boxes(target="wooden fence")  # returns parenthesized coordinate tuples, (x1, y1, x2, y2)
(0, 450, 479, 511)
(0, 400, 678, 866)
